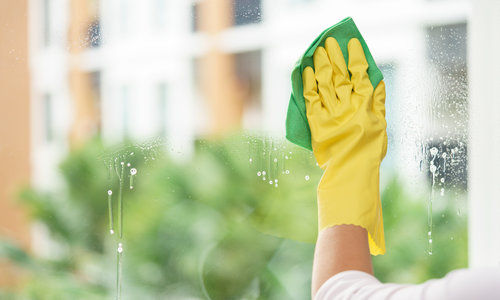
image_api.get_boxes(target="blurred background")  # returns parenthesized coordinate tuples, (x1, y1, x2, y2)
(1, 0, 499, 298)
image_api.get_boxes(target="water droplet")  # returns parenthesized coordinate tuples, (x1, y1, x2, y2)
(430, 165, 437, 173)
(269, 180, 273, 185)
(450, 236, 454, 240)
(442, 153, 447, 158)
(428, 251, 433, 255)
(457, 209, 461, 216)
(275, 179, 278, 183)
(257, 171, 262, 176)
(108, 190, 113, 195)
(273, 158, 278, 163)
(429, 239, 433, 243)
(440, 188, 444, 196)
(110, 229, 114, 235)
(285, 156, 289, 160)
(249, 158, 253, 163)
(428, 231, 432, 236)
(120, 161, 124, 166)
(127, 163, 131, 167)
(305, 175, 310, 181)
(130, 168, 137, 175)
(117, 243, 123, 253)
(130, 186, 134, 190)
(430, 147, 438, 156)
(274, 184, 278, 188)
(262, 171, 266, 176)
(285, 170, 290, 174)
(440, 177, 445, 183)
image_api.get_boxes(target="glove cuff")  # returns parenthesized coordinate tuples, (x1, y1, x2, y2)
(317, 163, 385, 255)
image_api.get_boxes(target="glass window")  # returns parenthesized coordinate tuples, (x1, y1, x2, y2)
(120, 0, 130, 34)
(87, 19, 101, 48)
(43, 94, 54, 142)
(4, 1, 493, 299)
(152, 0, 167, 29)
(42, 0, 51, 47)
(425, 23, 468, 189)
(90, 71, 102, 132)
(157, 83, 168, 137)
(191, 2, 201, 32)
(121, 86, 130, 139)
(235, 50, 262, 127)
(233, 0, 261, 26)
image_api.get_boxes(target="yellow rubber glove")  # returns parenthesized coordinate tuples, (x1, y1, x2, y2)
(303, 37, 387, 255)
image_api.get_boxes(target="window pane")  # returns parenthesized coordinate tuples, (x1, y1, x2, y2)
(157, 83, 167, 137)
(43, 94, 53, 142)
(3, 0, 492, 298)
(233, 0, 262, 26)
(43, 0, 51, 46)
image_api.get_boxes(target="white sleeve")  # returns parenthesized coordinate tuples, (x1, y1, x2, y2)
(315, 268, 500, 300)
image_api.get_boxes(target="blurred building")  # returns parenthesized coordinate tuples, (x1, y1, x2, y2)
(0, 0, 31, 286)
(29, 0, 471, 182)
(24, 0, 472, 250)
(10, 0, 500, 283)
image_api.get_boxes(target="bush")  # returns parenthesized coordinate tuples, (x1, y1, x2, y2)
(0, 136, 467, 299)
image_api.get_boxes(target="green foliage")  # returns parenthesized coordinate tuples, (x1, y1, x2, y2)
(373, 177, 468, 283)
(0, 136, 467, 299)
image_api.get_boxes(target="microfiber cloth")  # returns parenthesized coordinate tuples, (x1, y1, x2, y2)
(286, 17, 384, 151)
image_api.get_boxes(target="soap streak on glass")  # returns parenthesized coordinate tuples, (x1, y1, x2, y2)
(111, 158, 126, 299)
(428, 147, 439, 255)
(99, 140, 163, 299)
(116, 242, 123, 300)
(107, 190, 114, 235)
(248, 137, 298, 188)
(114, 161, 125, 239)
(129, 168, 137, 190)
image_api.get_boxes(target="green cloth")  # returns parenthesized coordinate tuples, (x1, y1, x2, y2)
(286, 17, 384, 151)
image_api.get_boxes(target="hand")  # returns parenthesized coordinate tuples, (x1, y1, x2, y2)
(303, 37, 387, 255)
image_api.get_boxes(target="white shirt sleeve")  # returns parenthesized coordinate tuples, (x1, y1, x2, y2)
(315, 268, 500, 300)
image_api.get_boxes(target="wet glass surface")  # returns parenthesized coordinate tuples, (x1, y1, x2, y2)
(0, 1, 476, 298)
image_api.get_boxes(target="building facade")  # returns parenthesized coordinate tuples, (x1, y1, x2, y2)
(18, 0, 483, 265)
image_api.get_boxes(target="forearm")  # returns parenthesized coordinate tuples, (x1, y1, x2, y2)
(311, 224, 373, 298)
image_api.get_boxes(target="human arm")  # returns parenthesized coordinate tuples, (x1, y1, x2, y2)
(311, 225, 373, 296)
(302, 37, 387, 298)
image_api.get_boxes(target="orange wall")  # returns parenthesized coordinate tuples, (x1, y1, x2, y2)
(0, 0, 32, 286)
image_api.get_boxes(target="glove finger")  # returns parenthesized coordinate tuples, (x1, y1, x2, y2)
(325, 37, 351, 94)
(347, 38, 373, 99)
(373, 81, 387, 158)
(373, 80, 386, 120)
(313, 46, 336, 112)
(325, 37, 353, 120)
(302, 66, 321, 115)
